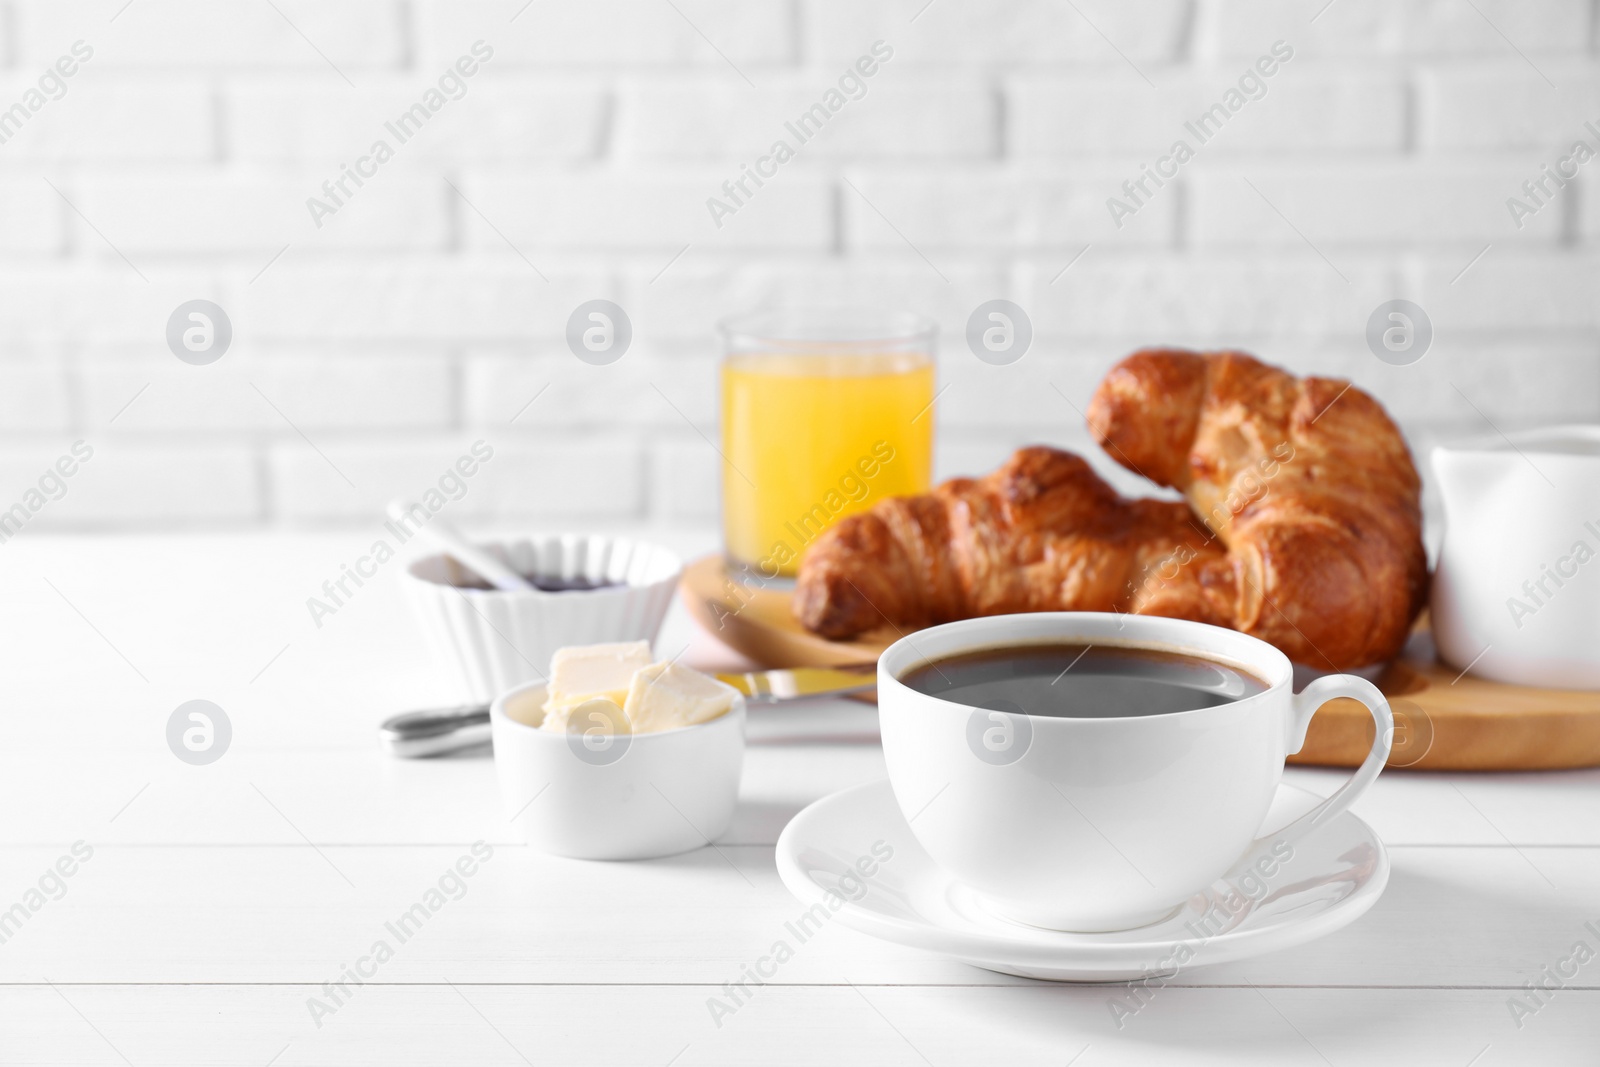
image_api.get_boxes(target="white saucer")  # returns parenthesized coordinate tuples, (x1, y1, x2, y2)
(775, 780, 1389, 982)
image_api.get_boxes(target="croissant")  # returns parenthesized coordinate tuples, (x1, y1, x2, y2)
(1088, 348, 1427, 668)
(792, 445, 1233, 640)
(793, 350, 1428, 669)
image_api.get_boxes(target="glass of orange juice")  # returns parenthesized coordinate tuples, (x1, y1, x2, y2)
(719, 310, 936, 580)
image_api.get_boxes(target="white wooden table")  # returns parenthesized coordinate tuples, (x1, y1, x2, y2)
(3, 530, 1597, 1066)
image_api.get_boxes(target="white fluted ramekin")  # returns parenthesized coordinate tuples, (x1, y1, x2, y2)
(402, 534, 682, 704)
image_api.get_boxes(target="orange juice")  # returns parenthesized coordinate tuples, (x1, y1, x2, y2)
(721, 351, 934, 577)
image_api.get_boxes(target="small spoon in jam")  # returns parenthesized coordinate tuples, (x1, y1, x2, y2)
(384, 499, 535, 593)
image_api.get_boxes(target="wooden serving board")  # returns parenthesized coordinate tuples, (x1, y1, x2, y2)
(681, 553, 1600, 771)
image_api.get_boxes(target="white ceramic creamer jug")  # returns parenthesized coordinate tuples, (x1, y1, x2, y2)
(1431, 425, 1600, 689)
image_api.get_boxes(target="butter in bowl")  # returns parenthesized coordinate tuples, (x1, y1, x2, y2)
(492, 641, 746, 860)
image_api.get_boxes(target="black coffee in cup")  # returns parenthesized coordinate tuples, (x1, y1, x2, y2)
(899, 642, 1268, 718)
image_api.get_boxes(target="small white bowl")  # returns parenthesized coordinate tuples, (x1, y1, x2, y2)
(402, 534, 681, 704)
(491, 681, 746, 860)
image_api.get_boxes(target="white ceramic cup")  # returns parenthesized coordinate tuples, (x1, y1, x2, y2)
(877, 613, 1392, 932)
(491, 681, 745, 861)
(1432, 426, 1600, 689)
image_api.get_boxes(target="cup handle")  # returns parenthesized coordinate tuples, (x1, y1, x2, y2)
(1253, 674, 1393, 851)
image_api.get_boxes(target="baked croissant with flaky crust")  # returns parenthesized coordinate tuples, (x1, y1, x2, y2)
(792, 445, 1232, 640)
(793, 349, 1428, 669)
(1088, 348, 1427, 668)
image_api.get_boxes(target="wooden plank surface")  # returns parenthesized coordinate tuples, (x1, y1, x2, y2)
(2, 532, 1597, 1064)
(3, 743, 1600, 848)
(12, 985, 1600, 1067)
(0, 843, 1597, 989)
(1, 986, 1594, 1066)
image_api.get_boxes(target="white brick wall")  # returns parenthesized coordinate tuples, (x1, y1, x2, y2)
(0, 0, 1593, 533)
(1012, 72, 1410, 156)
